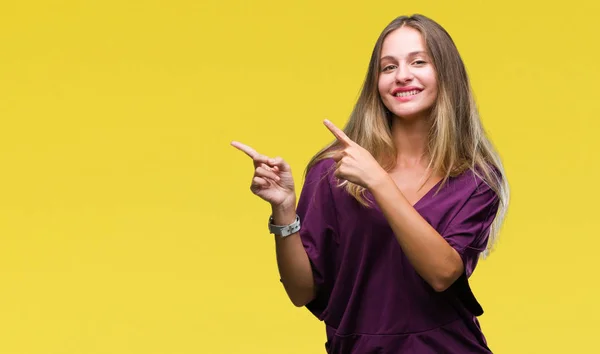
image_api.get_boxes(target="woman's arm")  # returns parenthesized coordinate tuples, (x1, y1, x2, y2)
(368, 176, 463, 292)
(322, 120, 463, 292)
(272, 203, 316, 307)
(230, 142, 316, 306)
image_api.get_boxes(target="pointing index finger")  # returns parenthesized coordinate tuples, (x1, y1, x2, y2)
(230, 141, 258, 159)
(324, 119, 351, 145)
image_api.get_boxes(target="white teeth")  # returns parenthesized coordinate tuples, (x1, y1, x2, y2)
(395, 90, 420, 97)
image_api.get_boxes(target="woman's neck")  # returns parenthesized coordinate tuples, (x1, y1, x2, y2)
(390, 116, 431, 168)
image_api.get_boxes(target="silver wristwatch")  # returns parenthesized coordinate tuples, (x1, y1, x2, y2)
(268, 214, 301, 237)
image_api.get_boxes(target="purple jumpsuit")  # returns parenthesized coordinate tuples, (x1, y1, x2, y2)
(296, 158, 499, 353)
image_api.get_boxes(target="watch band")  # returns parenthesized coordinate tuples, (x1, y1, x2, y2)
(268, 215, 301, 237)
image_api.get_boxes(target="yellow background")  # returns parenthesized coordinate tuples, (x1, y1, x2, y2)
(1, 1, 598, 353)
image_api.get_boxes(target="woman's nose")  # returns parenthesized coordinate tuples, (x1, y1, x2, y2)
(395, 63, 414, 83)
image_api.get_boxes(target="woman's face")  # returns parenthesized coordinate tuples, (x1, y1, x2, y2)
(378, 26, 438, 120)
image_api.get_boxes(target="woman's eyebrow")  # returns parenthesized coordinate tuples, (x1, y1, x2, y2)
(380, 51, 428, 61)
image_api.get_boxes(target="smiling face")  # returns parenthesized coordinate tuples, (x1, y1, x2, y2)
(378, 26, 438, 120)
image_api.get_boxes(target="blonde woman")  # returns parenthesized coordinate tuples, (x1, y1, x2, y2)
(232, 14, 508, 354)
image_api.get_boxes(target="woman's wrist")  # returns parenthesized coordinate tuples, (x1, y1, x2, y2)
(366, 168, 393, 193)
(271, 197, 297, 225)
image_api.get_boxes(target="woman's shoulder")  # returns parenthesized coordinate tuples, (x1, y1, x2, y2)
(447, 166, 499, 203)
(454, 164, 501, 188)
(304, 157, 336, 181)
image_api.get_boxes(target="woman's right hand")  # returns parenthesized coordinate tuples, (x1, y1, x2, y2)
(231, 141, 296, 209)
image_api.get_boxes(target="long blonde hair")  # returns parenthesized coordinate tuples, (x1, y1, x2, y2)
(305, 14, 509, 257)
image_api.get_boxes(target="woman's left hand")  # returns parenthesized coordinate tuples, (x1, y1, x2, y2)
(324, 119, 388, 190)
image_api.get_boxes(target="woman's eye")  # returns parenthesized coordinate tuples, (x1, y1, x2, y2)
(382, 65, 397, 72)
(413, 60, 427, 65)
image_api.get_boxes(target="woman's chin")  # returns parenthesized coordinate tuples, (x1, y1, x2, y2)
(390, 109, 429, 121)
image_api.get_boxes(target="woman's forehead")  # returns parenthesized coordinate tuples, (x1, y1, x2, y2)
(381, 27, 426, 58)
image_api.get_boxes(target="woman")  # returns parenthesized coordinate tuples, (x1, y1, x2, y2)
(232, 14, 509, 353)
